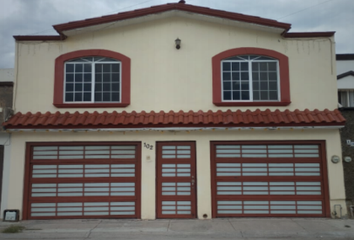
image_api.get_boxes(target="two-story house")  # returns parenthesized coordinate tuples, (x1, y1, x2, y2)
(2, 1, 347, 220)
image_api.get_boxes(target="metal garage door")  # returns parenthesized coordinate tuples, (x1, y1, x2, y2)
(211, 141, 329, 217)
(23, 142, 141, 220)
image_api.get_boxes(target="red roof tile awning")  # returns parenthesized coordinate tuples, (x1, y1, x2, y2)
(3, 109, 345, 130)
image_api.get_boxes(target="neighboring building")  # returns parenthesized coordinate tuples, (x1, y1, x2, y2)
(0, 68, 13, 218)
(337, 54, 354, 217)
(2, 1, 347, 220)
(338, 54, 354, 108)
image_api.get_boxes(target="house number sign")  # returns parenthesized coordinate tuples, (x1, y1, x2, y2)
(144, 142, 153, 150)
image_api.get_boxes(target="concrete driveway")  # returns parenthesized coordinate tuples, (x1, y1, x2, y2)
(0, 218, 354, 240)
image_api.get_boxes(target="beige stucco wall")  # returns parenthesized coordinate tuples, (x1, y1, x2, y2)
(6, 128, 346, 219)
(14, 16, 337, 113)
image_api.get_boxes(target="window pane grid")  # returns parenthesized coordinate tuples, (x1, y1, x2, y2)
(64, 58, 121, 103)
(252, 62, 278, 101)
(95, 63, 120, 102)
(222, 57, 279, 102)
(65, 63, 92, 102)
(222, 61, 250, 101)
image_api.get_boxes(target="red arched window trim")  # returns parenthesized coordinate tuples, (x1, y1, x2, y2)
(212, 47, 291, 106)
(53, 49, 131, 108)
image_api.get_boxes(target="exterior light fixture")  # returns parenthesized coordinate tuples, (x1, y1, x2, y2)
(175, 38, 181, 49)
(331, 155, 340, 164)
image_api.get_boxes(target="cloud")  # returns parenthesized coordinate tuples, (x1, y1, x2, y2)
(0, 0, 353, 68)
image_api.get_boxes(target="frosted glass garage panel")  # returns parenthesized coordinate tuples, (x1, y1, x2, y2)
(294, 145, 319, 158)
(297, 201, 323, 214)
(215, 200, 323, 215)
(214, 144, 320, 159)
(32, 145, 137, 160)
(58, 165, 83, 178)
(242, 163, 267, 176)
(85, 164, 110, 178)
(243, 201, 269, 214)
(217, 182, 242, 195)
(216, 163, 240, 176)
(242, 145, 267, 158)
(268, 145, 293, 158)
(217, 201, 242, 214)
(295, 163, 320, 176)
(268, 163, 294, 176)
(30, 203, 56, 217)
(161, 201, 191, 215)
(162, 182, 191, 196)
(216, 145, 240, 158)
(111, 182, 135, 196)
(111, 164, 135, 177)
(31, 183, 57, 197)
(162, 146, 191, 159)
(32, 165, 57, 178)
(110, 202, 135, 215)
(30, 202, 136, 217)
(162, 164, 191, 177)
(33, 146, 58, 159)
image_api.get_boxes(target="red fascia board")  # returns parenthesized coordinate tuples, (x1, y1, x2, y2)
(13, 35, 63, 41)
(53, 3, 291, 35)
(283, 32, 335, 38)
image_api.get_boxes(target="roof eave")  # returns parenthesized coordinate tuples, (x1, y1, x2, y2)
(13, 35, 65, 41)
(4, 124, 345, 131)
(283, 32, 335, 38)
(337, 54, 354, 60)
(337, 71, 354, 80)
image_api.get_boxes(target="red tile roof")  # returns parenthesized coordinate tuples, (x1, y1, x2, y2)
(3, 109, 345, 129)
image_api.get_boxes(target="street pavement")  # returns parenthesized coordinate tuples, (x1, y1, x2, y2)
(0, 218, 354, 240)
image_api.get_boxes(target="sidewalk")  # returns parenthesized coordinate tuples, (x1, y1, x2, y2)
(0, 218, 354, 240)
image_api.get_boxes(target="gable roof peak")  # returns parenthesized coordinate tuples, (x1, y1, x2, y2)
(13, 2, 334, 41)
(50, 2, 291, 38)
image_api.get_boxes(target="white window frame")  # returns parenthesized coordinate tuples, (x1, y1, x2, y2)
(221, 55, 280, 102)
(64, 57, 122, 103)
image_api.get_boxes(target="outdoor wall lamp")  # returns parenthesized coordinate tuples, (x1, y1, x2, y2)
(175, 38, 181, 49)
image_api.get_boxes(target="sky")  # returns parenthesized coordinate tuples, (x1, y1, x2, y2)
(0, 0, 353, 69)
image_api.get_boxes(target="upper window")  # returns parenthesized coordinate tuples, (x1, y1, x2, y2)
(54, 49, 130, 108)
(65, 57, 121, 103)
(221, 55, 279, 102)
(338, 90, 354, 107)
(212, 48, 290, 106)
